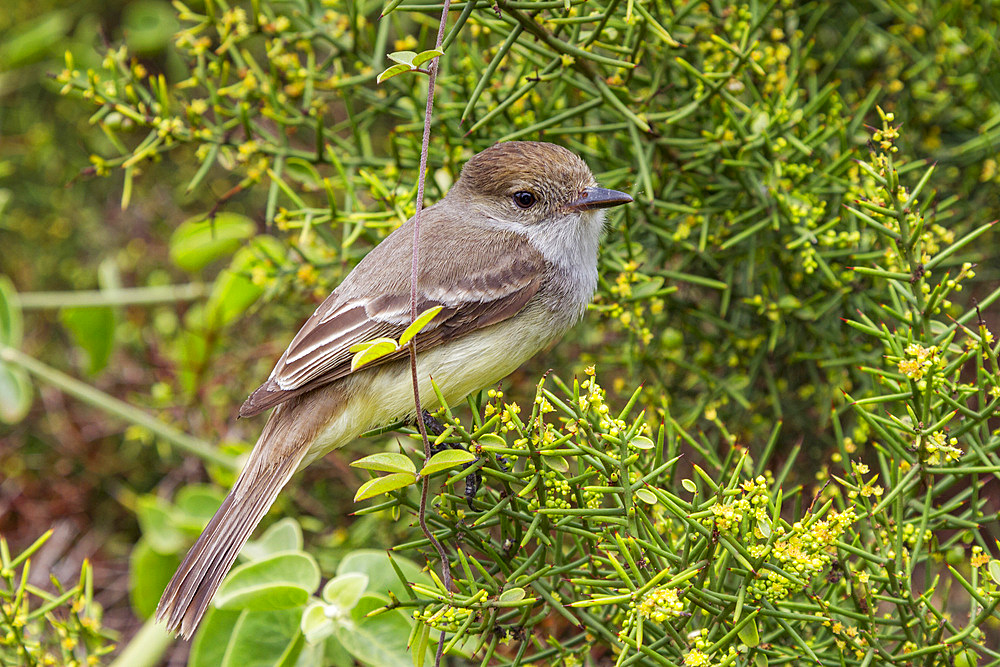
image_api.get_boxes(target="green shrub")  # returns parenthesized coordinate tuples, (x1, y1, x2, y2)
(2, 0, 999, 664)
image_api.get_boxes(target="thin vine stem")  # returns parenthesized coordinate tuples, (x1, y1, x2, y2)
(405, 1, 454, 664)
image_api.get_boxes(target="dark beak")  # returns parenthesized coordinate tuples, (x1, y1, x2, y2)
(566, 186, 633, 212)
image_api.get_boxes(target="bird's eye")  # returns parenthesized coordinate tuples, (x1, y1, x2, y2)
(512, 191, 536, 209)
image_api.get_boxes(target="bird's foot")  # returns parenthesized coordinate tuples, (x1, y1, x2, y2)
(420, 410, 509, 510)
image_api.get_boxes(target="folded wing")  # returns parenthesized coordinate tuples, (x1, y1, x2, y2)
(240, 222, 546, 417)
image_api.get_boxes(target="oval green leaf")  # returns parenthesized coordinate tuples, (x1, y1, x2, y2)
(322, 572, 369, 609)
(189, 606, 303, 667)
(477, 433, 506, 449)
(300, 601, 335, 644)
(420, 449, 476, 476)
(411, 49, 444, 67)
(351, 452, 416, 475)
(350, 338, 399, 371)
(543, 454, 569, 473)
(631, 436, 654, 450)
(681, 478, 697, 493)
(989, 559, 1000, 586)
(387, 50, 417, 65)
(335, 594, 413, 667)
(242, 518, 303, 562)
(635, 488, 657, 504)
(498, 587, 525, 604)
(376, 63, 412, 84)
(214, 552, 320, 611)
(204, 235, 285, 328)
(354, 472, 417, 502)
(399, 305, 444, 346)
(128, 536, 181, 619)
(135, 495, 186, 554)
(169, 212, 256, 272)
(737, 617, 760, 647)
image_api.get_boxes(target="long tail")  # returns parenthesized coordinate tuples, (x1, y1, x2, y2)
(155, 386, 343, 639)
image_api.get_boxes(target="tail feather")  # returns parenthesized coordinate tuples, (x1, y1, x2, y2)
(155, 455, 301, 638)
(153, 386, 343, 639)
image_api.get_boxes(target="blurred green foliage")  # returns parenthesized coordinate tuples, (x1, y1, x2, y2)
(3, 0, 1000, 664)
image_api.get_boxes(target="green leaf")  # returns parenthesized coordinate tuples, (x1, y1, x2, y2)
(322, 572, 369, 609)
(128, 537, 180, 619)
(0, 363, 32, 424)
(543, 454, 569, 472)
(334, 594, 413, 667)
(0, 275, 23, 347)
(411, 49, 444, 67)
(205, 235, 285, 328)
(681, 479, 697, 493)
(300, 601, 335, 644)
(399, 305, 444, 345)
(169, 212, 256, 273)
(190, 607, 304, 667)
(214, 552, 320, 611)
(630, 435, 655, 450)
(989, 559, 1000, 586)
(350, 338, 399, 371)
(376, 63, 412, 84)
(386, 51, 417, 66)
(635, 488, 657, 504)
(242, 518, 303, 562)
(172, 484, 225, 532)
(350, 452, 416, 475)
(737, 617, 760, 647)
(188, 607, 241, 667)
(498, 587, 525, 603)
(477, 433, 506, 449)
(136, 495, 186, 554)
(60, 305, 116, 374)
(354, 473, 417, 501)
(420, 449, 476, 476)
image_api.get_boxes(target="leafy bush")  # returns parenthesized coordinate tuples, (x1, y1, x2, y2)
(2, 0, 1000, 665)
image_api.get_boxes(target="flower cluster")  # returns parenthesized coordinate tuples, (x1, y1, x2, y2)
(635, 586, 684, 623)
(748, 508, 856, 603)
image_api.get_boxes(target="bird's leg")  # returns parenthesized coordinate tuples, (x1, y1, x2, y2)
(421, 410, 484, 510)
(422, 410, 447, 437)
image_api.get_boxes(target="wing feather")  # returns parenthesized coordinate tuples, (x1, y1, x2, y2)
(239, 217, 546, 418)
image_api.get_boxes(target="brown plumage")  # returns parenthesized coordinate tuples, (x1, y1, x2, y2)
(155, 141, 631, 639)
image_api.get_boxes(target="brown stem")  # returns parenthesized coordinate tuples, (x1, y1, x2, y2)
(405, 1, 453, 664)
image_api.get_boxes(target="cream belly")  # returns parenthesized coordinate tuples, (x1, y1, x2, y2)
(299, 305, 560, 468)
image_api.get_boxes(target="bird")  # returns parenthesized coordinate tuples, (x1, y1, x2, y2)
(155, 140, 633, 638)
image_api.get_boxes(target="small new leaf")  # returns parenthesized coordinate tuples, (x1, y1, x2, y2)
(399, 305, 444, 346)
(350, 338, 400, 371)
(350, 452, 416, 475)
(543, 454, 569, 473)
(387, 50, 417, 66)
(376, 63, 412, 84)
(411, 49, 444, 67)
(354, 472, 417, 501)
(498, 587, 526, 604)
(631, 436, 654, 450)
(635, 488, 657, 504)
(477, 434, 506, 449)
(421, 449, 476, 476)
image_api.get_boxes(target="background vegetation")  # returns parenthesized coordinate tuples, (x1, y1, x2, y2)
(2, 0, 1000, 665)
